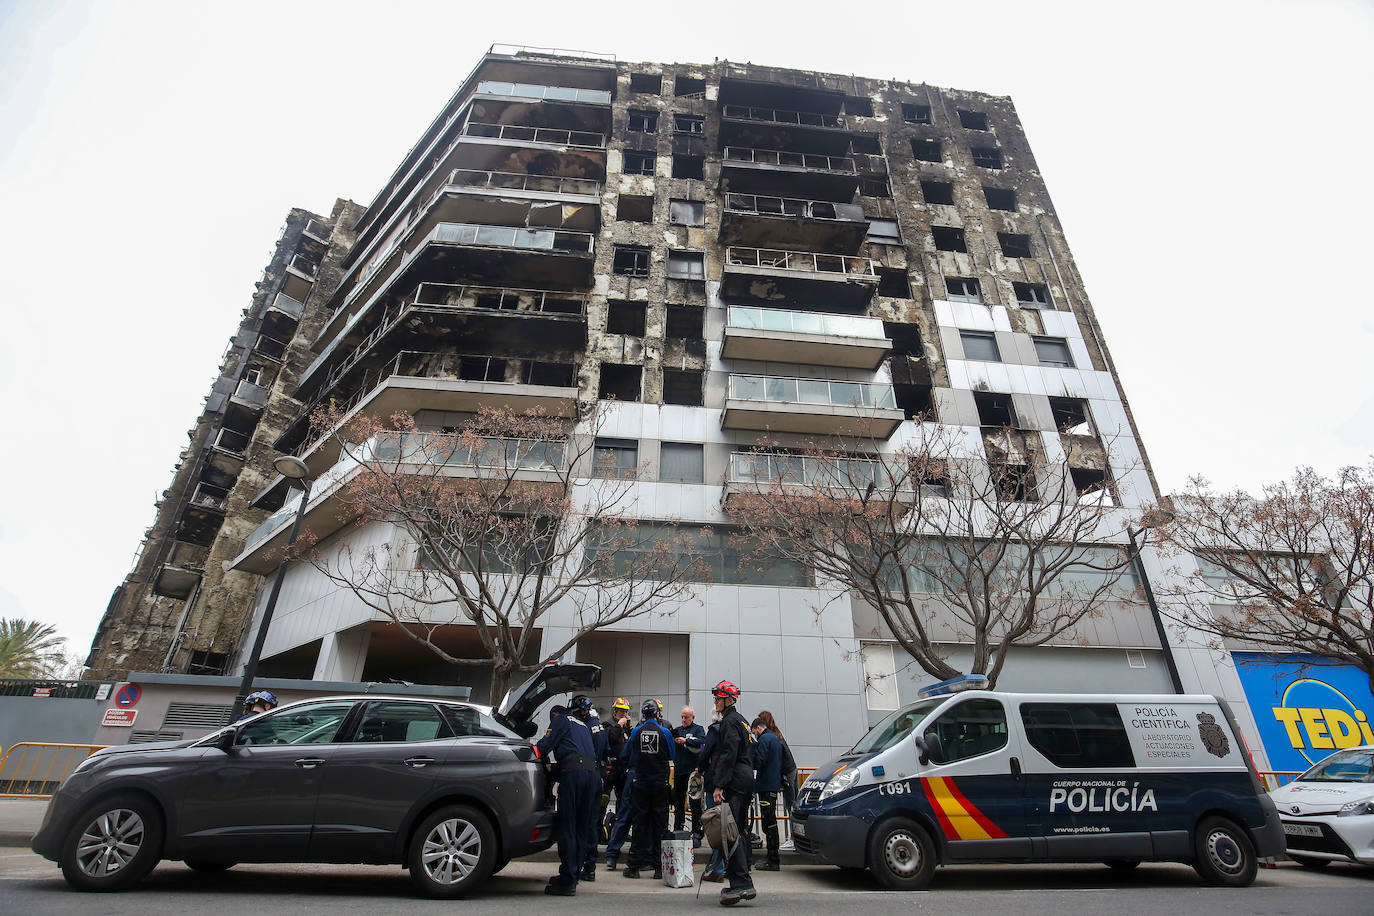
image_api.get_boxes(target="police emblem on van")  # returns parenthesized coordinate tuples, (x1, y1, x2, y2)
(1196, 711, 1230, 758)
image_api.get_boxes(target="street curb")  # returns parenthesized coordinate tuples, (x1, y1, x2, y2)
(0, 832, 33, 848)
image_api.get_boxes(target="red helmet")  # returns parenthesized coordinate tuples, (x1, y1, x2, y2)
(712, 680, 741, 700)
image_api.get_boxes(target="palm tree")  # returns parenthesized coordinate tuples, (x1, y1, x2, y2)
(0, 618, 67, 678)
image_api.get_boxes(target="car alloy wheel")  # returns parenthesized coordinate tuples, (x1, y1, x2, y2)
(76, 808, 145, 879)
(407, 804, 495, 898)
(422, 816, 483, 884)
(59, 792, 164, 892)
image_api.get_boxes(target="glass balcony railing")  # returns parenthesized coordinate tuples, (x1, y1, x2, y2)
(721, 105, 845, 129)
(241, 432, 565, 555)
(375, 432, 564, 472)
(231, 379, 269, 408)
(461, 121, 606, 149)
(442, 168, 600, 197)
(432, 222, 594, 255)
(269, 291, 304, 320)
(475, 80, 612, 105)
(727, 306, 886, 340)
(722, 146, 855, 173)
(724, 246, 877, 278)
(727, 451, 890, 489)
(723, 193, 863, 222)
(727, 374, 897, 410)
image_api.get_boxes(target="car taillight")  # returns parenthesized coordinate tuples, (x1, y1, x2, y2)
(531, 744, 541, 760)
(512, 744, 540, 763)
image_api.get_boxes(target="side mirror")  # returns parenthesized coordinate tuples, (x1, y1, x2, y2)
(213, 729, 236, 752)
(919, 730, 945, 766)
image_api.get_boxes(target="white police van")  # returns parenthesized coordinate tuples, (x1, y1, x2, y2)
(791, 676, 1285, 888)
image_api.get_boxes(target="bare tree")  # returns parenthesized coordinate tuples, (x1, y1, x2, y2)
(295, 404, 703, 701)
(1159, 463, 1374, 694)
(723, 425, 1142, 687)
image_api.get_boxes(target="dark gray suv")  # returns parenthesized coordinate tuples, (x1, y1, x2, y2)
(32, 664, 599, 897)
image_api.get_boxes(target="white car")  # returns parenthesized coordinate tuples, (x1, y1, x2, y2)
(1268, 745, 1374, 868)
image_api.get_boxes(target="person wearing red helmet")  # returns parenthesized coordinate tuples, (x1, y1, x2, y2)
(709, 680, 756, 905)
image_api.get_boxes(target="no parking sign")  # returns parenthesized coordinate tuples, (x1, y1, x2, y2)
(114, 683, 141, 708)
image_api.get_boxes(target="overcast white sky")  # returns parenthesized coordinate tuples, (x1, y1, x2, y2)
(2, 1, 1372, 656)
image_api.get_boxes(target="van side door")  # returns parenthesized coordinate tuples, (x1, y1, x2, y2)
(919, 697, 1032, 860)
(1018, 702, 1155, 861)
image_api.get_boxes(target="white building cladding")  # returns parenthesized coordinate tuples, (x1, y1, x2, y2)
(209, 47, 1267, 768)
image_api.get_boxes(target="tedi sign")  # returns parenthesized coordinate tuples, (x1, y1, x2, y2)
(1231, 652, 1374, 772)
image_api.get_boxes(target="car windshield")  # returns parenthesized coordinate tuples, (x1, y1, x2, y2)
(1298, 749, 1374, 783)
(850, 699, 943, 754)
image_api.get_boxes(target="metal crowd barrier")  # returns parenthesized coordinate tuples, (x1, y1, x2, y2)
(0, 743, 105, 798)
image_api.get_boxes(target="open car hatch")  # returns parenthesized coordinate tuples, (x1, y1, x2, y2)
(496, 663, 602, 738)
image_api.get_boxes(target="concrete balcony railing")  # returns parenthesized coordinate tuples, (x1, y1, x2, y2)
(475, 80, 612, 106)
(722, 373, 904, 439)
(722, 306, 892, 369)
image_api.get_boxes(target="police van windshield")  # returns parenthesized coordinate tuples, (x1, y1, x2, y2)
(1299, 749, 1374, 783)
(850, 699, 942, 754)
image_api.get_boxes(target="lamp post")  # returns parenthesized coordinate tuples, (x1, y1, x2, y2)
(1126, 508, 1183, 694)
(234, 455, 314, 708)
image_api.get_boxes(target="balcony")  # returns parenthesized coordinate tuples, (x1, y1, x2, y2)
(292, 350, 580, 478)
(301, 218, 331, 245)
(268, 291, 304, 321)
(229, 378, 269, 410)
(475, 80, 612, 106)
(230, 431, 567, 575)
(722, 373, 904, 439)
(719, 104, 852, 156)
(720, 246, 879, 308)
(282, 254, 318, 302)
(721, 306, 892, 369)
(719, 146, 859, 201)
(152, 542, 208, 599)
(722, 451, 914, 506)
(720, 193, 869, 252)
(206, 427, 252, 476)
(298, 283, 588, 396)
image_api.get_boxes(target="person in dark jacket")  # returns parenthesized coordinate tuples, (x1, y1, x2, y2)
(580, 703, 609, 881)
(758, 710, 799, 816)
(709, 680, 755, 905)
(622, 699, 674, 879)
(694, 721, 725, 881)
(536, 694, 601, 896)
(750, 718, 782, 870)
(671, 705, 706, 835)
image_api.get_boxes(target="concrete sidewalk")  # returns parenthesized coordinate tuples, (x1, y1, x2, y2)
(0, 799, 47, 848)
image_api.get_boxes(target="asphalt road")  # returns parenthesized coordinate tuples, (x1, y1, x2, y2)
(2, 851, 1371, 916)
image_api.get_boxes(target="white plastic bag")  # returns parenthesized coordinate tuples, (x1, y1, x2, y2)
(661, 834, 695, 887)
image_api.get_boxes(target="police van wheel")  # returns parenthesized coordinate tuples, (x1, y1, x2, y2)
(407, 804, 496, 898)
(867, 818, 936, 890)
(1192, 816, 1257, 887)
(1103, 859, 1140, 872)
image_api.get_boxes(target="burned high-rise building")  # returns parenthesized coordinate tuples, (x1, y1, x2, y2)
(89, 47, 1251, 764)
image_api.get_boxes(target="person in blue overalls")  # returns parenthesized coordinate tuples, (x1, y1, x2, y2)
(622, 698, 674, 880)
(537, 694, 601, 896)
